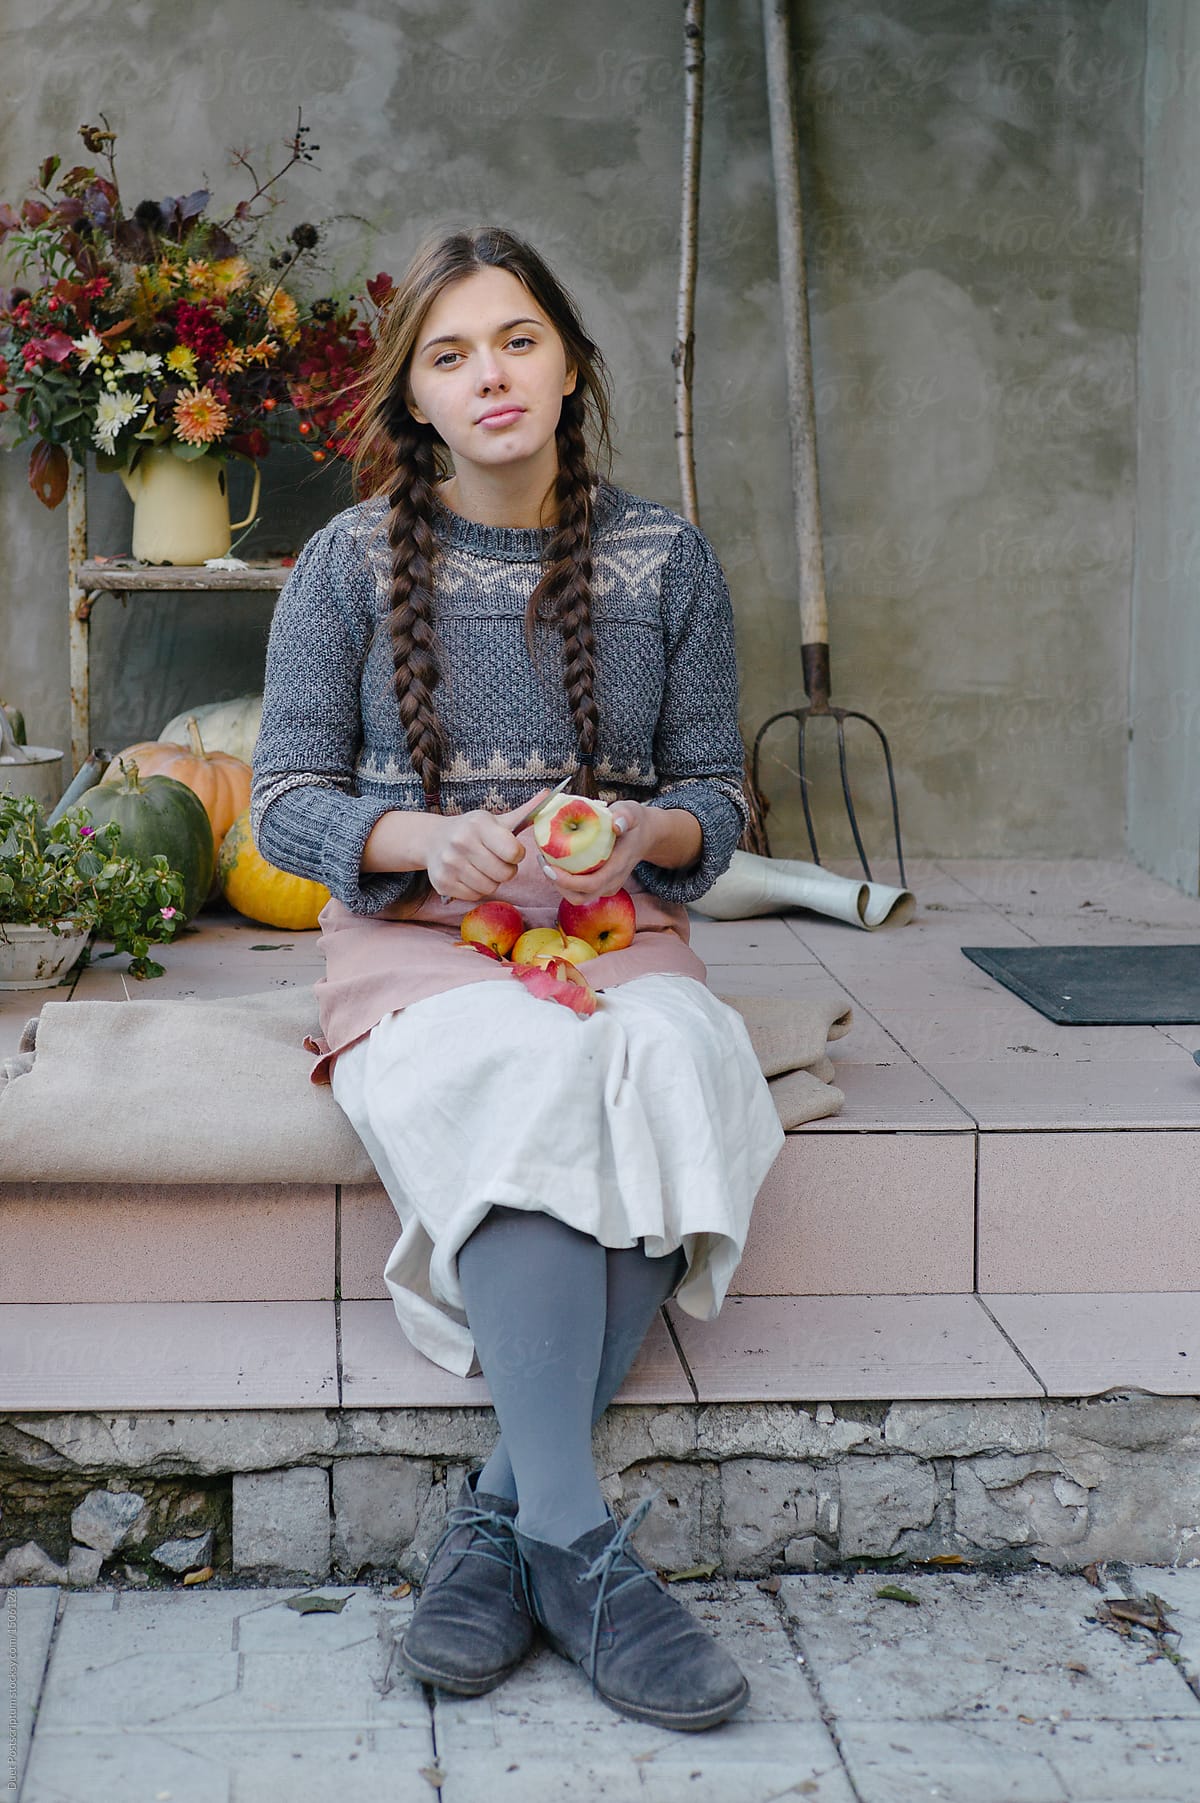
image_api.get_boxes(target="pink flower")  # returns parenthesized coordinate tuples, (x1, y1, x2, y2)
(160, 905, 178, 919)
(79, 824, 94, 837)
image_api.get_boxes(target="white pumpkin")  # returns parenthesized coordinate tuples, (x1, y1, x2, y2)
(159, 695, 263, 767)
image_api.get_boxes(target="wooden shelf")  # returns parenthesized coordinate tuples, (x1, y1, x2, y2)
(76, 558, 292, 594)
(66, 464, 294, 771)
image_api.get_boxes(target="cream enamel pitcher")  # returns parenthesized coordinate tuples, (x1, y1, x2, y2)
(118, 448, 261, 564)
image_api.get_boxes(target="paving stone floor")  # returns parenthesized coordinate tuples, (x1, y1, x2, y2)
(6, 1562, 1200, 1801)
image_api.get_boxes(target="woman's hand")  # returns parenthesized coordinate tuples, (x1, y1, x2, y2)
(536, 799, 656, 903)
(425, 789, 555, 903)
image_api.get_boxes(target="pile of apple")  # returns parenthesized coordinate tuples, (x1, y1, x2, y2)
(456, 792, 635, 1017)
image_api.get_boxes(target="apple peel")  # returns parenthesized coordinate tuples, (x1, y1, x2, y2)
(510, 955, 600, 1016)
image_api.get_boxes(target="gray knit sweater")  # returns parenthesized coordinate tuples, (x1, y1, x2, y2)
(250, 474, 749, 914)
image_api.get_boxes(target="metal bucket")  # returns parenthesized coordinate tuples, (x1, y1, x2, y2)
(0, 747, 65, 811)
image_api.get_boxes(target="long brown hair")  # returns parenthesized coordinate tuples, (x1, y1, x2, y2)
(344, 226, 615, 814)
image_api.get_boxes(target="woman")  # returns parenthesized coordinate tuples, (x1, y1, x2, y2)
(251, 225, 786, 1733)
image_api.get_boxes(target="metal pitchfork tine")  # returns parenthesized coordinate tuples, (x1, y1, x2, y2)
(752, 666, 907, 889)
(755, 0, 907, 890)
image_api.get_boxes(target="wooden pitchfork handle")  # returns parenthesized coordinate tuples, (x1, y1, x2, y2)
(762, 0, 831, 709)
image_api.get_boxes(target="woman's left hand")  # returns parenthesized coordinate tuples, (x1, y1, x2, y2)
(537, 799, 655, 902)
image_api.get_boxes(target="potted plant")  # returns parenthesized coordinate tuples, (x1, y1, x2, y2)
(0, 111, 395, 560)
(0, 792, 187, 987)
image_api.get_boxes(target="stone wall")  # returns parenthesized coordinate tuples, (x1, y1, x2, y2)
(3, 1396, 1197, 1585)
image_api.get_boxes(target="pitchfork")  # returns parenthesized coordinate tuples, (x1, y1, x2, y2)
(752, 0, 907, 889)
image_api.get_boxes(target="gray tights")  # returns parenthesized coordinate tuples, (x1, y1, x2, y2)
(455, 1204, 688, 1548)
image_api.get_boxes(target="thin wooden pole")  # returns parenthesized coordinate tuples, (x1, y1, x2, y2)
(674, 0, 704, 524)
(675, 0, 769, 852)
(67, 460, 91, 774)
(761, 0, 830, 662)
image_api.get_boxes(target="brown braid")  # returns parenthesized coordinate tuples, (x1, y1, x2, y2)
(379, 410, 450, 811)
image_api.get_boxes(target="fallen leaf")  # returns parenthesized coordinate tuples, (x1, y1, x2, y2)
(1105, 1599, 1170, 1632)
(663, 1560, 720, 1582)
(389, 1581, 412, 1598)
(182, 1566, 213, 1585)
(418, 1763, 446, 1787)
(1065, 1660, 1090, 1675)
(757, 1574, 782, 1595)
(285, 1592, 350, 1615)
(875, 1585, 921, 1605)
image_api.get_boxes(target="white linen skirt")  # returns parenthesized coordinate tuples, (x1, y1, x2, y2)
(330, 970, 786, 1378)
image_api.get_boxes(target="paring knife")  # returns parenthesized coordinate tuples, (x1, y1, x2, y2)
(509, 773, 573, 833)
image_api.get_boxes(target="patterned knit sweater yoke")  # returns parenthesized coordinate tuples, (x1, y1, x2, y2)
(250, 474, 750, 916)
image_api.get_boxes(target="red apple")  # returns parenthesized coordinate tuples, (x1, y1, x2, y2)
(556, 887, 636, 954)
(460, 899, 526, 957)
(511, 955, 599, 1016)
(532, 792, 616, 873)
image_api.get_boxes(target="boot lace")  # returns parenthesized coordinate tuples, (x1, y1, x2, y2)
(425, 1485, 533, 1617)
(575, 1492, 662, 1691)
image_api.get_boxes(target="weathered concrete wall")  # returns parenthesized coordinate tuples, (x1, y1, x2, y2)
(1129, 0, 1200, 893)
(5, 1396, 1200, 1582)
(0, 1, 1143, 859)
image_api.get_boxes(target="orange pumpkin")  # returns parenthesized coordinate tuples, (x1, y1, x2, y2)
(101, 717, 251, 848)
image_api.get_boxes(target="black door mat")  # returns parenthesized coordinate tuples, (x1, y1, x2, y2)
(960, 944, 1200, 1025)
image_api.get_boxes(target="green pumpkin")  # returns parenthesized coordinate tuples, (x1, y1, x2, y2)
(82, 762, 216, 922)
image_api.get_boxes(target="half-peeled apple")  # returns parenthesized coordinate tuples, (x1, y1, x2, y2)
(531, 791, 616, 874)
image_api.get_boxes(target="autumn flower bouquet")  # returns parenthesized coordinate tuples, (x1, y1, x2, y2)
(0, 112, 393, 511)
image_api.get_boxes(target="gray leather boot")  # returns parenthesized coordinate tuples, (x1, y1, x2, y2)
(396, 1466, 537, 1695)
(513, 1492, 749, 1731)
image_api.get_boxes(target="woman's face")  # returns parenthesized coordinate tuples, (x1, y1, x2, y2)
(404, 265, 577, 477)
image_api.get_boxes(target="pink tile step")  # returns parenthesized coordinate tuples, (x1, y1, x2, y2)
(924, 1052, 1200, 1128)
(937, 858, 1200, 917)
(981, 1292, 1200, 1396)
(71, 911, 324, 1002)
(343, 1132, 976, 1306)
(340, 1301, 693, 1407)
(805, 1060, 975, 1131)
(0, 1301, 337, 1409)
(665, 1293, 1042, 1401)
(977, 1132, 1200, 1292)
(340, 1182, 404, 1301)
(735, 1132, 974, 1294)
(868, 1006, 1178, 1064)
(684, 915, 820, 965)
(0, 1182, 336, 1304)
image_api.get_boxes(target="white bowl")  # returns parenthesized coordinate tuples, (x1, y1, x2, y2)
(0, 921, 90, 989)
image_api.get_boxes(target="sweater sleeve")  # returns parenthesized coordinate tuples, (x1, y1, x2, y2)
(633, 520, 751, 905)
(250, 518, 422, 915)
